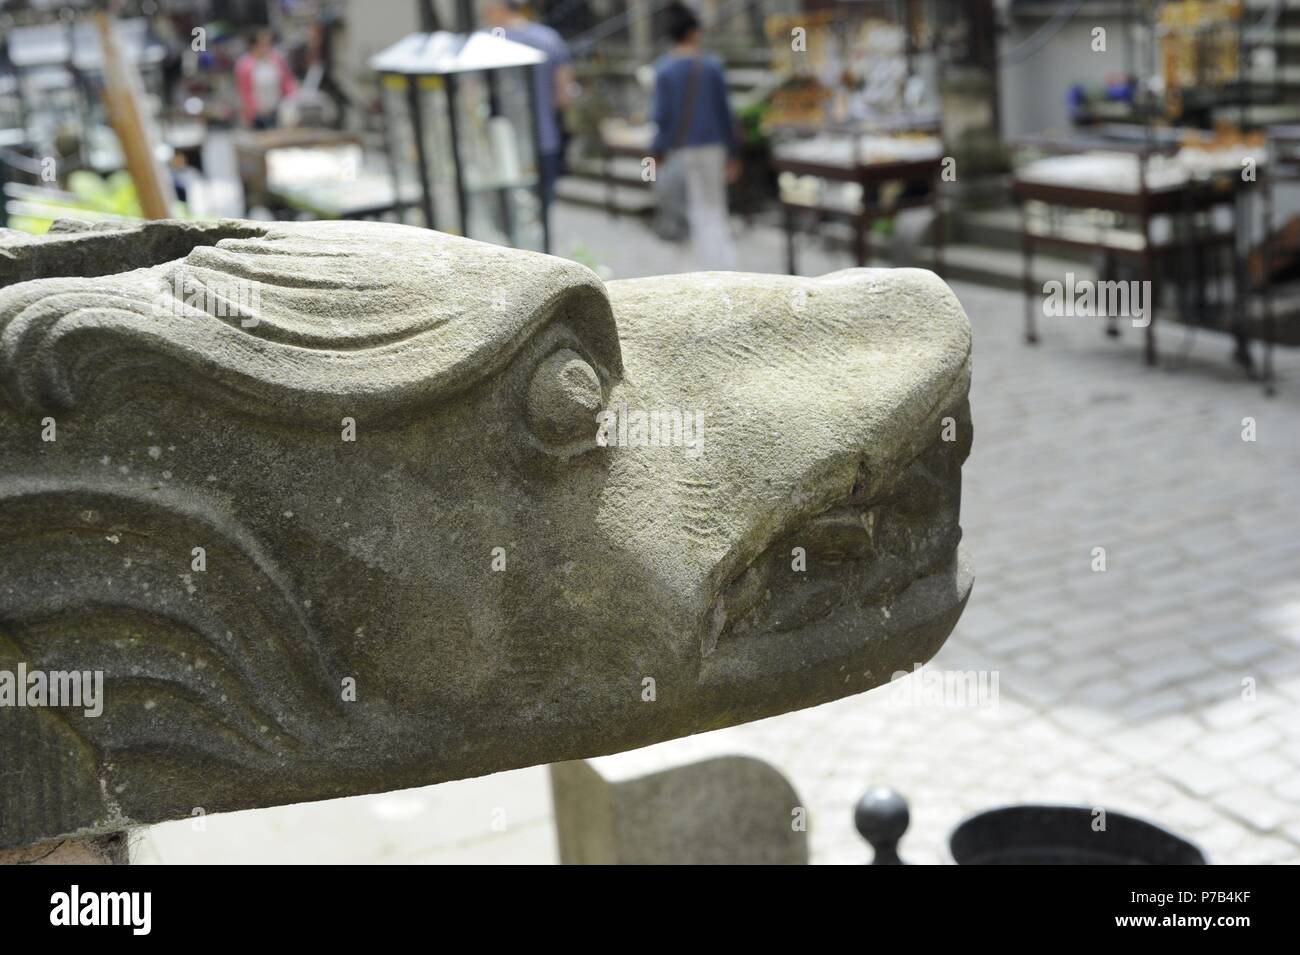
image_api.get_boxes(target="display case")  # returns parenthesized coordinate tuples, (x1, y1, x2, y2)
(770, 117, 945, 275)
(370, 30, 549, 252)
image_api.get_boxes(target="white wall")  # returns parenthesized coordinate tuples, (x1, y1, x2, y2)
(339, 0, 423, 89)
(999, 12, 1135, 138)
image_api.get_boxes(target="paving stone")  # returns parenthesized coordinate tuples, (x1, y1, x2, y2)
(1159, 797, 1220, 833)
(1282, 820, 1300, 847)
(1225, 833, 1297, 863)
(1200, 697, 1268, 731)
(981, 627, 1057, 657)
(1103, 728, 1182, 764)
(1116, 634, 1193, 666)
(1233, 751, 1296, 787)
(1161, 753, 1242, 798)
(1125, 653, 1218, 692)
(1120, 689, 1193, 723)
(1195, 724, 1283, 762)
(1052, 655, 1126, 688)
(1074, 678, 1138, 709)
(1211, 636, 1286, 667)
(1215, 787, 1296, 833)
(1183, 672, 1247, 706)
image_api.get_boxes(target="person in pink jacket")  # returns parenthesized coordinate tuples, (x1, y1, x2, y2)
(235, 29, 298, 130)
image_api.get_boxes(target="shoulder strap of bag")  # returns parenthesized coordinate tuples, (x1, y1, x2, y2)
(671, 57, 704, 151)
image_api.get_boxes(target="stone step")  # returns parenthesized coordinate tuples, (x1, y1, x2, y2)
(555, 175, 654, 215)
(724, 66, 775, 92)
(567, 154, 652, 188)
(955, 208, 1098, 263)
(1212, 102, 1300, 126)
(939, 241, 1097, 292)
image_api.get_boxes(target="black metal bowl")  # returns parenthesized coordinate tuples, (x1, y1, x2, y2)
(950, 805, 1208, 865)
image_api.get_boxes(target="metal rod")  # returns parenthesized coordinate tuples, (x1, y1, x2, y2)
(523, 64, 549, 253)
(444, 72, 470, 239)
(405, 76, 438, 230)
(485, 69, 517, 248)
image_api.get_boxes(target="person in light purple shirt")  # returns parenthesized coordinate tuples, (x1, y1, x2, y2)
(483, 1, 574, 219)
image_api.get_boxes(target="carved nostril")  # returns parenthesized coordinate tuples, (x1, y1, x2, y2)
(804, 508, 878, 563)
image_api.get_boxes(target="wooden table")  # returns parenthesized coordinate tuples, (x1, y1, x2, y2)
(1012, 135, 1254, 368)
(773, 153, 944, 276)
(235, 129, 360, 212)
(267, 173, 421, 221)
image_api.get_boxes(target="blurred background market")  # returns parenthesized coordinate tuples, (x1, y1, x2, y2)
(6, 0, 1300, 864)
(4, 1, 1298, 362)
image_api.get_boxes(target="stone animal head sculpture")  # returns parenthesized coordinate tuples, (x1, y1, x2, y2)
(0, 219, 972, 851)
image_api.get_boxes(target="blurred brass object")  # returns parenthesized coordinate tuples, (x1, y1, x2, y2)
(766, 13, 838, 77)
(1157, 0, 1242, 118)
(764, 79, 834, 128)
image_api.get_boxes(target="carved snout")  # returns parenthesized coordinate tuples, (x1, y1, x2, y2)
(595, 267, 974, 715)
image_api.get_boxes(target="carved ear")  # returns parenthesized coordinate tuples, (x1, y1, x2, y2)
(0, 479, 349, 841)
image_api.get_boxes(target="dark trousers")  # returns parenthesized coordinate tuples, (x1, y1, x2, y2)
(538, 150, 563, 210)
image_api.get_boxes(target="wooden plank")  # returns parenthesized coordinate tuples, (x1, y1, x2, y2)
(93, 11, 173, 219)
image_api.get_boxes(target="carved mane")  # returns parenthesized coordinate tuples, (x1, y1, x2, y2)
(0, 221, 621, 428)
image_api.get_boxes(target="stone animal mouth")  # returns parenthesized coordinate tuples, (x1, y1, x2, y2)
(705, 442, 962, 656)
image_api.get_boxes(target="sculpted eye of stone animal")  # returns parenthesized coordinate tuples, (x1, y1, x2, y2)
(526, 349, 606, 448)
(0, 218, 972, 852)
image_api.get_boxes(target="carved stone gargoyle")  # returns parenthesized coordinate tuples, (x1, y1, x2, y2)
(0, 219, 972, 853)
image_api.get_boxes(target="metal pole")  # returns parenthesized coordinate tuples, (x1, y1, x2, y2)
(486, 69, 518, 247)
(417, 0, 440, 32)
(444, 72, 470, 239)
(457, 0, 476, 32)
(406, 77, 438, 230)
(378, 77, 406, 223)
(524, 64, 550, 253)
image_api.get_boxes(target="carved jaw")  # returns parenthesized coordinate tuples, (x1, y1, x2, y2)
(697, 428, 973, 707)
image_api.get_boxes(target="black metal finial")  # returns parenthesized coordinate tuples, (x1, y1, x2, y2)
(855, 787, 909, 864)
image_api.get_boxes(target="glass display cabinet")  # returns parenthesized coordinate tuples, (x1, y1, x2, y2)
(370, 30, 549, 252)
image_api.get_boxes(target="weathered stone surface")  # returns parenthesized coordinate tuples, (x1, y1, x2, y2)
(0, 219, 972, 849)
(551, 754, 808, 864)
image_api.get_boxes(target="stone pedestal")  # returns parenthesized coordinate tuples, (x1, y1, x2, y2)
(551, 752, 808, 865)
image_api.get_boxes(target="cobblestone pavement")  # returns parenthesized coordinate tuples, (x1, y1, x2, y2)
(143, 206, 1300, 863)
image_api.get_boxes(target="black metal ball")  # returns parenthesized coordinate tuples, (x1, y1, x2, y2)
(855, 786, 909, 848)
